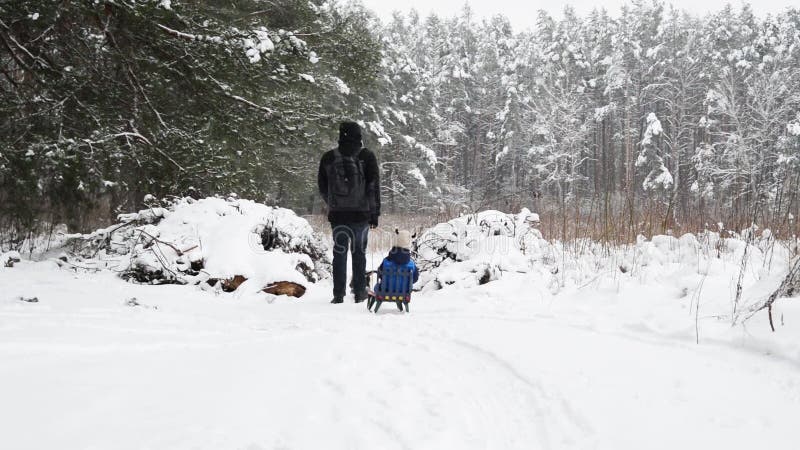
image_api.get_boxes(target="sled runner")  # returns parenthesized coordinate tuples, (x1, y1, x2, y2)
(366, 266, 414, 313)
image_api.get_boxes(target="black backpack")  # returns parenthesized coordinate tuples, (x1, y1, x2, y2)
(326, 148, 370, 212)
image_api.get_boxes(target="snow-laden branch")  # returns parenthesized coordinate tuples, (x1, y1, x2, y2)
(156, 24, 223, 44)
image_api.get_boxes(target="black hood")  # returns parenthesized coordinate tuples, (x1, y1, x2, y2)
(386, 247, 412, 265)
(338, 121, 362, 151)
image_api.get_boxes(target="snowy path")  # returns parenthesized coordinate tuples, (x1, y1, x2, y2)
(2, 262, 800, 450)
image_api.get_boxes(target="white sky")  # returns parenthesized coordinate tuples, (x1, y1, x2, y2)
(360, 0, 793, 30)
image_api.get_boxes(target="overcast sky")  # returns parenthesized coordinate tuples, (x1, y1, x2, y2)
(359, 0, 793, 30)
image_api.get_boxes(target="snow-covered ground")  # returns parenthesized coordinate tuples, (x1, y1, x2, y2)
(2, 241, 799, 450)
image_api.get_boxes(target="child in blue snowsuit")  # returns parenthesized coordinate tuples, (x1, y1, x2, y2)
(375, 229, 419, 298)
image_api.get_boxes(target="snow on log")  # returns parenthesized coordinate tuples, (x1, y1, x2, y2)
(413, 209, 544, 291)
(55, 197, 330, 296)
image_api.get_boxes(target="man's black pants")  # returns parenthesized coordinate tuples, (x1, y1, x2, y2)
(331, 222, 369, 299)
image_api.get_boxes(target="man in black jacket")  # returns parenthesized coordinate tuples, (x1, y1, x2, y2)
(318, 121, 381, 304)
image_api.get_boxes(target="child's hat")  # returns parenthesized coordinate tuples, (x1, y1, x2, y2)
(393, 229, 412, 250)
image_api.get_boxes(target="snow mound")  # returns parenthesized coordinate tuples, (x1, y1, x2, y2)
(1, 251, 21, 267)
(59, 197, 330, 295)
(413, 209, 544, 290)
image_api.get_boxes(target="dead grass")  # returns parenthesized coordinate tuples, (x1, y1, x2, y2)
(305, 203, 800, 255)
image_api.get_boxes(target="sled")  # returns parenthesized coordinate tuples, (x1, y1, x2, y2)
(366, 266, 414, 314)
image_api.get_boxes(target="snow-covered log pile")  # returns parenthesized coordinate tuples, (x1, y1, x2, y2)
(56, 197, 330, 297)
(413, 209, 544, 291)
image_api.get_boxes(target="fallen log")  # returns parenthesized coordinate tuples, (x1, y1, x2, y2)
(263, 281, 306, 298)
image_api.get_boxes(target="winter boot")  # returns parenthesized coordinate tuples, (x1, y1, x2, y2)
(331, 297, 344, 304)
(354, 291, 368, 303)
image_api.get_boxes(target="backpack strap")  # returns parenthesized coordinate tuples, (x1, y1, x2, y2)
(354, 148, 365, 172)
(338, 147, 363, 157)
(331, 147, 363, 163)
